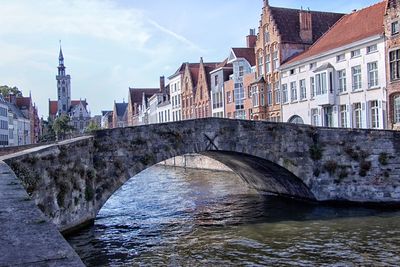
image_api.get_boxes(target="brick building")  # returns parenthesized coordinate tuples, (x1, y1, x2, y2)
(385, 0, 400, 129)
(127, 88, 159, 126)
(253, 0, 344, 122)
(194, 58, 217, 119)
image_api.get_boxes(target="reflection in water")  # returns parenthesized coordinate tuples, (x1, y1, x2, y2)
(67, 166, 400, 266)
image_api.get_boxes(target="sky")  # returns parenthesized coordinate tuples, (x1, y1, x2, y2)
(0, 0, 379, 118)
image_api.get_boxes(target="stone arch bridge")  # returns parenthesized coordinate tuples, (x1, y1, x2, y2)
(2, 118, 400, 233)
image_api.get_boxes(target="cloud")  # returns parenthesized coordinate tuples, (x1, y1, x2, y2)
(0, 0, 151, 47)
(147, 19, 206, 53)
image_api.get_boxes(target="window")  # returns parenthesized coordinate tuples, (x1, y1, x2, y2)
(323, 107, 333, 127)
(214, 75, 218, 87)
(394, 95, 400, 123)
(274, 82, 280, 104)
(288, 115, 304, 124)
(273, 51, 279, 69)
(367, 44, 377, 54)
(392, 21, 399, 35)
(340, 105, 348, 128)
(239, 66, 244, 77)
(261, 93, 265, 106)
(282, 84, 288, 103)
(226, 91, 232, 103)
(290, 81, 297, 102)
(370, 100, 379, 129)
(311, 109, 319, 126)
(367, 62, 379, 88)
(252, 86, 259, 107)
(267, 84, 272, 106)
(315, 73, 327, 95)
(336, 54, 345, 62)
(353, 102, 362, 128)
(310, 63, 316, 70)
(248, 87, 252, 99)
(264, 29, 270, 43)
(299, 79, 306, 100)
(351, 49, 361, 58)
(338, 70, 347, 93)
(352, 65, 362, 90)
(310, 77, 315, 97)
(258, 51, 264, 76)
(266, 54, 271, 73)
(290, 69, 295, 75)
(390, 49, 400, 81)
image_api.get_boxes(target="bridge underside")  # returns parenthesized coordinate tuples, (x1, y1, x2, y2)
(201, 151, 316, 201)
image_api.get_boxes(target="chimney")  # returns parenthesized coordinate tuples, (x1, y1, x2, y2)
(246, 28, 257, 48)
(159, 76, 165, 92)
(263, 0, 269, 7)
(299, 9, 313, 44)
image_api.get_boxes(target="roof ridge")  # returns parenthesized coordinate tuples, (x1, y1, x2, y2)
(352, 0, 387, 14)
(269, 5, 344, 15)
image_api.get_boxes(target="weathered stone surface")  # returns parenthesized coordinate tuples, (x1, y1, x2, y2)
(0, 162, 84, 267)
(2, 118, 400, 233)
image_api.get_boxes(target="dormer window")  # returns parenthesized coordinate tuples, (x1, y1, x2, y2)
(351, 49, 361, 58)
(336, 54, 345, 62)
(392, 21, 399, 35)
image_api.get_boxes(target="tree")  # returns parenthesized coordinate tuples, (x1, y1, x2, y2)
(0, 85, 22, 98)
(53, 115, 74, 140)
(85, 121, 100, 133)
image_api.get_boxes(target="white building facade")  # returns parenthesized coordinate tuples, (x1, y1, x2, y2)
(281, 35, 387, 129)
(169, 73, 182, 122)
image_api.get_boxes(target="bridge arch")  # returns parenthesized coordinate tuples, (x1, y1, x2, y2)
(4, 117, 400, 233)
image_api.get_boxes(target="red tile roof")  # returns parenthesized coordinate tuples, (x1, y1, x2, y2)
(269, 7, 344, 45)
(284, 1, 386, 65)
(48, 99, 89, 116)
(129, 88, 159, 106)
(231, 48, 256, 66)
(49, 100, 58, 116)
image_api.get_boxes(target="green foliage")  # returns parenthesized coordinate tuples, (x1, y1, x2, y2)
(53, 115, 74, 140)
(309, 144, 323, 161)
(323, 160, 338, 176)
(85, 184, 94, 201)
(0, 85, 22, 98)
(379, 153, 388, 166)
(359, 161, 372, 177)
(344, 147, 359, 161)
(85, 121, 100, 133)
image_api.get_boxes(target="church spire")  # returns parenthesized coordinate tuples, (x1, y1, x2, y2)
(58, 40, 66, 76)
(59, 40, 64, 66)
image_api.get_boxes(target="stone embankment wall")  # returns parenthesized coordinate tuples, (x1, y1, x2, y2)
(159, 154, 233, 172)
(0, 161, 84, 266)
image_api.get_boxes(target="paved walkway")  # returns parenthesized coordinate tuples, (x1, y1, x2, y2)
(0, 136, 93, 162)
(0, 162, 85, 267)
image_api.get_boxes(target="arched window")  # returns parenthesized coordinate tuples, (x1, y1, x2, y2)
(288, 115, 304, 124)
(394, 95, 400, 123)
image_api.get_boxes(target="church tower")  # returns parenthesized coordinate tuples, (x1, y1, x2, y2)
(56, 44, 71, 116)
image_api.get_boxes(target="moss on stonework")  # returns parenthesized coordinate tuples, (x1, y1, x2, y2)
(309, 144, 323, 161)
(85, 184, 94, 201)
(323, 160, 338, 176)
(10, 161, 40, 195)
(379, 153, 388, 166)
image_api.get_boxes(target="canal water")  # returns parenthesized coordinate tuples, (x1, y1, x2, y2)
(67, 165, 400, 266)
